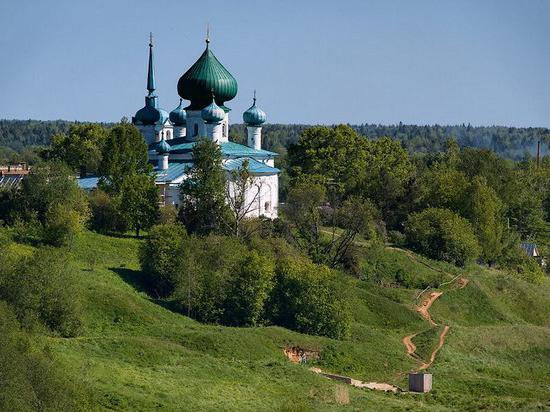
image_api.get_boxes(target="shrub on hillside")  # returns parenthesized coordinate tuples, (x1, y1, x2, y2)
(140, 230, 351, 337)
(42, 203, 87, 247)
(0, 302, 88, 410)
(139, 223, 188, 296)
(14, 160, 90, 246)
(405, 208, 480, 266)
(88, 189, 124, 234)
(0, 247, 82, 336)
(266, 256, 351, 339)
(222, 251, 275, 326)
(497, 242, 546, 284)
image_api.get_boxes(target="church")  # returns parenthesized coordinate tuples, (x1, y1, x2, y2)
(131, 34, 279, 218)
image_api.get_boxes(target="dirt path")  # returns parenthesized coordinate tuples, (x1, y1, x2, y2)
(404, 276, 468, 372)
(416, 291, 443, 326)
(284, 264, 468, 392)
(418, 326, 450, 370)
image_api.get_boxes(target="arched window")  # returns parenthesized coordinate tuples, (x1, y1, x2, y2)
(193, 124, 199, 136)
(166, 130, 171, 139)
(222, 123, 227, 137)
(264, 201, 271, 212)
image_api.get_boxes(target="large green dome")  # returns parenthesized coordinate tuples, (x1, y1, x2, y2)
(177, 42, 238, 111)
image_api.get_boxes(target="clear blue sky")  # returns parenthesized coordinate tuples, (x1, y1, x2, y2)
(1, 0, 549, 127)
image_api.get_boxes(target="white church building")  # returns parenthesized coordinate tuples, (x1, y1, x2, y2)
(136, 34, 278, 218)
(81, 34, 279, 218)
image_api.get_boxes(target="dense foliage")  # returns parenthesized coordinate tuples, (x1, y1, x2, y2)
(405, 208, 481, 266)
(139, 224, 351, 338)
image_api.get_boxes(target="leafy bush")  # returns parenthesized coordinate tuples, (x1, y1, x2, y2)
(88, 189, 123, 233)
(140, 230, 350, 337)
(222, 251, 275, 326)
(13, 160, 90, 246)
(43, 203, 87, 247)
(0, 302, 88, 410)
(267, 256, 351, 339)
(0, 247, 82, 336)
(405, 208, 480, 266)
(139, 223, 188, 296)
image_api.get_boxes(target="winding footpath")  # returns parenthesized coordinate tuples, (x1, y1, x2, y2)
(403, 277, 469, 371)
(285, 260, 470, 393)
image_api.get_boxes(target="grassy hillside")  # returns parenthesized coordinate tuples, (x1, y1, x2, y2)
(41, 232, 550, 411)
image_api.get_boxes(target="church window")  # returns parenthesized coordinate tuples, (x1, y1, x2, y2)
(166, 130, 171, 139)
(223, 123, 227, 137)
(193, 124, 199, 136)
(264, 201, 271, 212)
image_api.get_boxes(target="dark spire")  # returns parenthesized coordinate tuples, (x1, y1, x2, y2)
(253, 90, 257, 105)
(147, 32, 155, 95)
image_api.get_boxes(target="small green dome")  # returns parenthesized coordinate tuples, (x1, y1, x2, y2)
(169, 99, 187, 126)
(243, 95, 267, 126)
(156, 139, 171, 154)
(201, 97, 225, 124)
(134, 96, 169, 126)
(177, 41, 238, 111)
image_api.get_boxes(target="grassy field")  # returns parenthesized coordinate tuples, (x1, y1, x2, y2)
(41, 232, 550, 411)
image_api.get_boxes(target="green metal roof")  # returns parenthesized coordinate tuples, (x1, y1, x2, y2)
(220, 142, 278, 158)
(154, 162, 193, 183)
(148, 140, 278, 158)
(177, 42, 238, 111)
(224, 157, 279, 175)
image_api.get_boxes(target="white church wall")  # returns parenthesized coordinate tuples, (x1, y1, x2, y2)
(225, 173, 278, 219)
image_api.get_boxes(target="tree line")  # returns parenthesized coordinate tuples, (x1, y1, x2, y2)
(2, 119, 549, 164)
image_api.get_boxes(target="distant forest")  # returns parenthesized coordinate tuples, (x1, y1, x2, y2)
(1, 119, 550, 162)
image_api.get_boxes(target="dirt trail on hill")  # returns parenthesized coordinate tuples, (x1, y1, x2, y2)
(403, 276, 469, 372)
(283, 250, 469, 392)
(416, 292, 443, 326)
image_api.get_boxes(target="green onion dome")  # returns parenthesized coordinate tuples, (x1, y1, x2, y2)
(177, 41, 238, 111)
(243, 95, 267, 126)
(156, 139, 171, 154)
(134, 96, 169, 126)
(201, 96, 225, 124)
(169, 99, 187, 126)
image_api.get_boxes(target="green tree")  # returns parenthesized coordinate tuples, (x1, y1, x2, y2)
(405, 208, 480, 266)
(362, 137, 415, 228)
(98, 123, 152, 193)
(118, 173, 159, 237)
(45, 123, 108, 176)
(267, 256, 351, 339)
(179, 139, 230, 235)
(0, 302, 88, 410)
(462, 177, 506, 264)
(222, 251, 275, 326)
(0, 247, 82, 336)
(19, 160, 89, 245)
(288, 125, 368, 200)
(88, 189, 122, 233)
(139, 223, 188, 296)
(285, 181, 377, 268)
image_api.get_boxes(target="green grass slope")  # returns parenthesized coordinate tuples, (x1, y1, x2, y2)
(43, 232, 550, 411)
